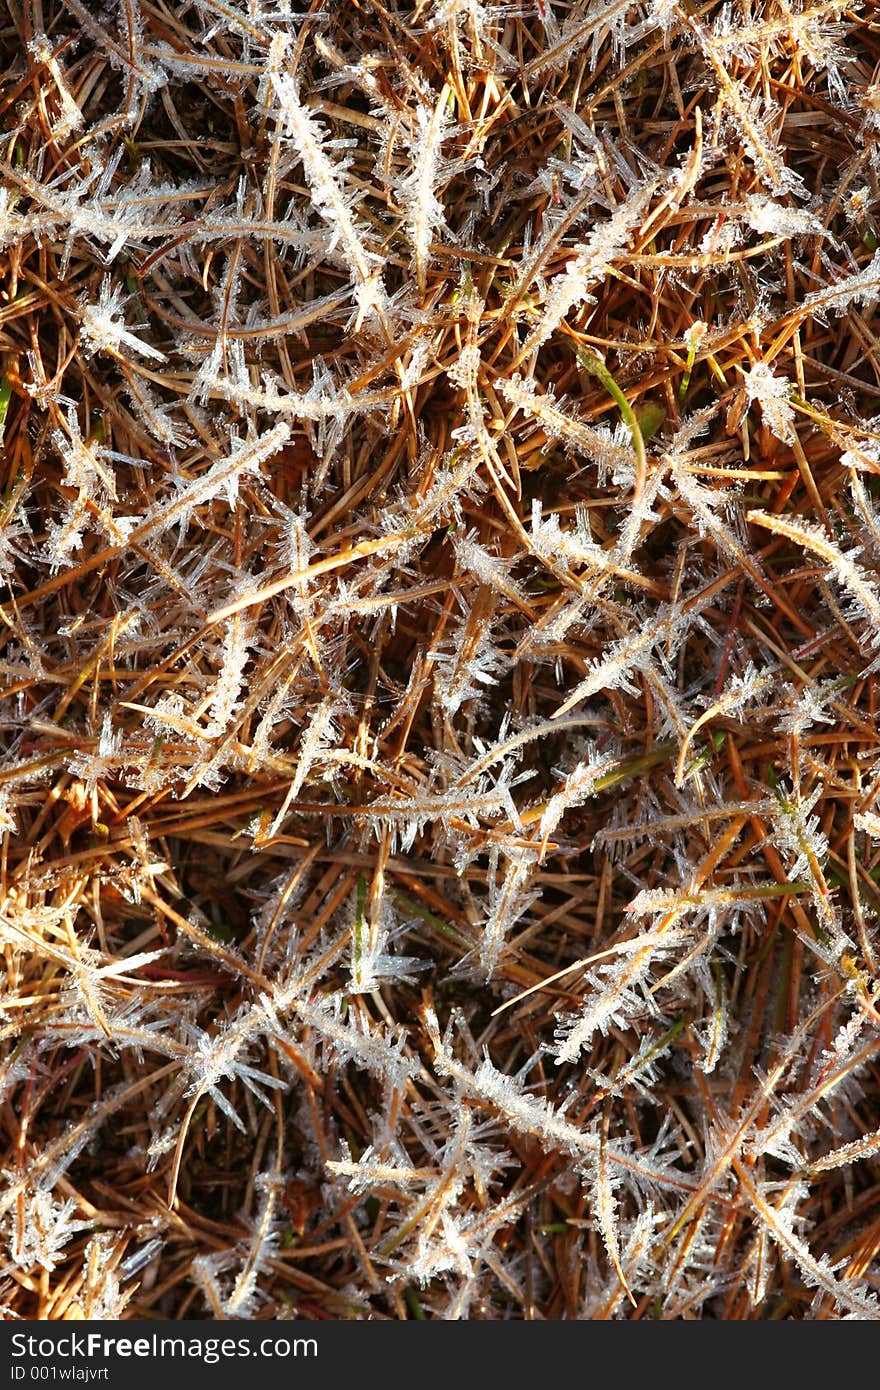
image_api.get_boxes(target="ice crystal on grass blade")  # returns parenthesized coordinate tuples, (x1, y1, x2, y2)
(80, 279, 166, 363)
(800, 248, 880, 320)
(5, 1190, 89, 1273)
(742, 360, 797, 442)
(396, 88, 457, 296)
(269, 68, 386, 327)
(520, 183, 656, 356)
(747, 511, 880, 668)
(192, 1174, 282, 1318)
(182, 1019, 286, 1134)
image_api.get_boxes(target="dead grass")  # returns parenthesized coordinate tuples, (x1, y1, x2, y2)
(0, 0, 879, 1320)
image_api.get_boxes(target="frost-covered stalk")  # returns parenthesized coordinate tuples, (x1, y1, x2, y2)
(402, 86, 454, 295)
(270, 62, 386, 328)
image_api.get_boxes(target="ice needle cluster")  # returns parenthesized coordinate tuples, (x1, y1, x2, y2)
(0, 0, 879, 1320)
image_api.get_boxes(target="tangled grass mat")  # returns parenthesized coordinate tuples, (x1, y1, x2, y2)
(1, 0, 880, 1320)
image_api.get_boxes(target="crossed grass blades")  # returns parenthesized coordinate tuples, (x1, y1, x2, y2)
(0, 0, 880, 1320)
